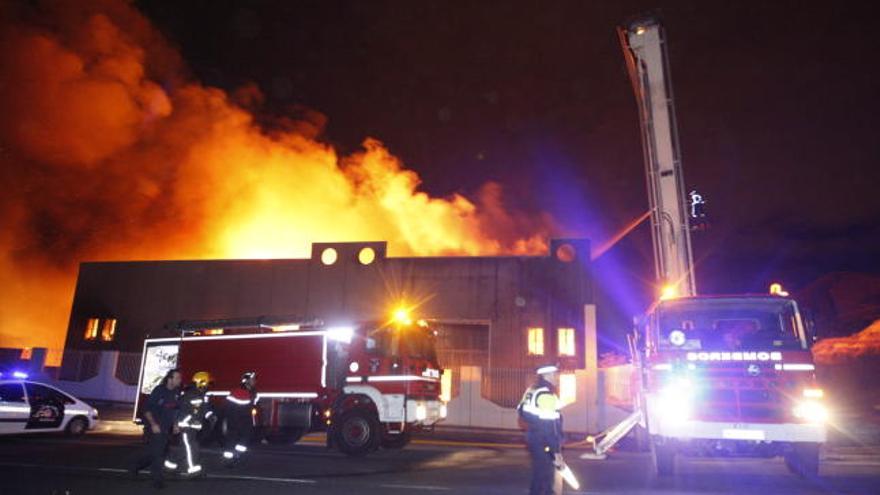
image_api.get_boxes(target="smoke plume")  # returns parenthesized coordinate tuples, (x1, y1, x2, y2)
(0, 1, 553, 360)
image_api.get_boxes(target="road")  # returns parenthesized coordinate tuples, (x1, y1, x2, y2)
(1, 432, 878, 494)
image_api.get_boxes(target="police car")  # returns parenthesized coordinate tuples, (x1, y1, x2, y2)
(0, 374, 99, 436)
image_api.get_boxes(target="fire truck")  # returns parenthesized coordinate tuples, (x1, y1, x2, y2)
(133, 312, 447, 456)
(583, 17, 829, 477)
(631, 293, 827, 476)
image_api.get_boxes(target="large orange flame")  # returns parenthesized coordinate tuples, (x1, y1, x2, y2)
(0, 1, 553, 362)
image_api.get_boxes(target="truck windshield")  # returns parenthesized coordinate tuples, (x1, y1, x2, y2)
(656, 298, 806, 351)
(366, 325, 438, 364)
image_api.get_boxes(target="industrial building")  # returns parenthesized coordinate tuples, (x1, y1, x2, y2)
(59, 238, 602, 431)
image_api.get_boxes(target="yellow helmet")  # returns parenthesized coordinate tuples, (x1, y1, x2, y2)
(192, 371, 212, 388)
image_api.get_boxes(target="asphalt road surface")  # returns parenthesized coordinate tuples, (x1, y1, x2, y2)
(1, 432, 878, 494)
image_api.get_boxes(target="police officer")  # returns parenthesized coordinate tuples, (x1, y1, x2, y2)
(170, 371, 214, 477)
(132, 368, 182, 489)
(223, 371, 257, 464)
(517, 364, 564, 495)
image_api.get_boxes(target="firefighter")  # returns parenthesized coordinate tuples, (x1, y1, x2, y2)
(517, 364, 564, 495)
(169, 371, 214, 477)
(223, 370, 257, 464)
(131, 368, 182, 489)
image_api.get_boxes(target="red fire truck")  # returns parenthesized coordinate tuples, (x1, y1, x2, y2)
(133, 313, 446, 456)
(633, 294, 828, 476)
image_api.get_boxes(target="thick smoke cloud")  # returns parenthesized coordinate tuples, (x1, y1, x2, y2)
(0, 0, 553, 358)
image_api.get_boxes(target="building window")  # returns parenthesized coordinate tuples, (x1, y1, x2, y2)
(101, 319, 117, 341)
(527, 327, 545, 356)
(84, 318, 99, 340)
(559, 373, 577, 406)
(558, 327, 576, 356)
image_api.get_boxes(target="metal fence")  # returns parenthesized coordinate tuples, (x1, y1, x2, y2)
(114, 352, 142, 385)
(480, 367, 533, 408)
(58, 350, 101, 382)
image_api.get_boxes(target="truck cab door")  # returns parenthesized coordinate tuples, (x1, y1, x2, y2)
(0, 383, 30, 435)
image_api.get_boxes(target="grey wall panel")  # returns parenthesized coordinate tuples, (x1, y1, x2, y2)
(64, 241, 594, 372)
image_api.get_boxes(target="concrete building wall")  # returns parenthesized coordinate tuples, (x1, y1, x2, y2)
(66, 240, 592, 373)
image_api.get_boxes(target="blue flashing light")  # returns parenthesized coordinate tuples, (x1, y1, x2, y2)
(12, 371, 28, 379)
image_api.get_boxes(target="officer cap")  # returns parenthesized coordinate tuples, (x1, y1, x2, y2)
(536, 364, 559, 376)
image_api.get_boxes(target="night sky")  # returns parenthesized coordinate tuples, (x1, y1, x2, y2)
(135, 0, 879, 337)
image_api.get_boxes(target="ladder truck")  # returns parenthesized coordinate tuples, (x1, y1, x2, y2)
(585, 16, 829, 478)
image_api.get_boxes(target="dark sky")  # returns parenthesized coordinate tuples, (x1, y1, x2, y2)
(136, 0, 880, 334)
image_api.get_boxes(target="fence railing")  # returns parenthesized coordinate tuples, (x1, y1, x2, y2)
(114, 352, 142, 385)
(58, 350, 102, 382)
(480, 367, 533, 408)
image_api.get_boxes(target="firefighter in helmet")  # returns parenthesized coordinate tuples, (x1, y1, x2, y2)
(223, 371, 258, 464)
(517, 364, 564, 495)
(168, 371, 214, 477)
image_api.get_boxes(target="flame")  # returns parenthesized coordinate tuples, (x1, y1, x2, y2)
(0, 1, 553, 363)
(813, 319, 880, 365)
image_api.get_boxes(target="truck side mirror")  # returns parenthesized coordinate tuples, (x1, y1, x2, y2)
(801, 308, 819, 347)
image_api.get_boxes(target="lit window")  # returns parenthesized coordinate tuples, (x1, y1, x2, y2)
(84, 318, 99, 340)
(558, 327, 576, 356)
(527, 327, 545, 355)
(358, 247, 376, 265)
(101, 319, 117, 341)
(559, 373, 577, 406)
(440, 369, 453, 403)
(321, 247, 338, 265)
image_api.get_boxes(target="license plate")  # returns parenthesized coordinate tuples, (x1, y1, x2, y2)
(722, 428, 765, 440)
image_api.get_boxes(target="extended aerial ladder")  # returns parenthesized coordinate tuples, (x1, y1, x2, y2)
(620, 16, 697, 298)
(582, 14, 696, 459)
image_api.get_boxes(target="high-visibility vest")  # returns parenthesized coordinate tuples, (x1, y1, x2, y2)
(517, 385, 561, 422)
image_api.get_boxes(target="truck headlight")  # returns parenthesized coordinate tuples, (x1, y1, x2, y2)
(440, 403, 448, 418)
(415, 404, 427, 421)
(656, 378, 693, 423)
(793, 401, 829, 423)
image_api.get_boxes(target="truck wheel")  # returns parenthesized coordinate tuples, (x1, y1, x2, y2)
(784, 443, 819, 478)
(652, 439, 676, 476)
(381, 431, 411, 449)
(266, 427, 305, 445)
(334, 410, 380, 456)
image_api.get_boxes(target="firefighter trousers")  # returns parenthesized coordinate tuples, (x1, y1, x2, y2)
(176, 428, 203, 475)
(223, 412, 253, 460)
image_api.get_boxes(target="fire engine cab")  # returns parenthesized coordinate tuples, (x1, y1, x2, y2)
(134, 312, 446, 456)
(636, 294, 827, 476)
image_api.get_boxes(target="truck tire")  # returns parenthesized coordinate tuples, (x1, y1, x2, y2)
(334, 410, 381, 456)
(784, 443, 819, 478)
(381, 431, 411, 449)
(652, 438, 676, 476)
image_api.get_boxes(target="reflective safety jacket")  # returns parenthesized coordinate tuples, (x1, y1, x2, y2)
(177, 387, 213, 430)
(225, 388, 257, 427)
(517, 380, 563, 452)
(225, 388, 255, 407)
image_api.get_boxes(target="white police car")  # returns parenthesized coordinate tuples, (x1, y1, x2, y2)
(0, 374, 99, 436)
